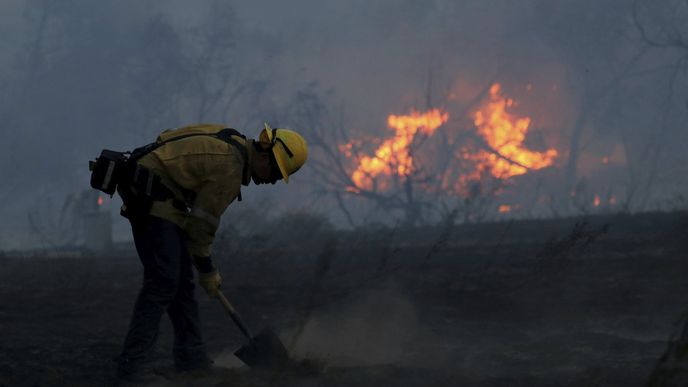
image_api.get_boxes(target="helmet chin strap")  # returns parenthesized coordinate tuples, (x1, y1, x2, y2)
(271, 128, 294, 158)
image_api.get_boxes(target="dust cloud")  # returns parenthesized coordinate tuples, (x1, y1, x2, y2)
(213, 281, 441, 369)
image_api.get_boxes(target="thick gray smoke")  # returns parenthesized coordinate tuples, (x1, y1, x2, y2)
(1, 0, 687, 250)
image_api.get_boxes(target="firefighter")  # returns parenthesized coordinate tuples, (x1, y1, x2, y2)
(114, 123, 307, 382)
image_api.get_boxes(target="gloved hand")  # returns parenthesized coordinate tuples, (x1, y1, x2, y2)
(198, 269, 222, 298)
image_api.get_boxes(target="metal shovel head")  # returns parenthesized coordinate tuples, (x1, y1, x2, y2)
(234, 327, 290, 368)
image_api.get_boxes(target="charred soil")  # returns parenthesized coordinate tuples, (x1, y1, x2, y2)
(1, 211, 687, 386)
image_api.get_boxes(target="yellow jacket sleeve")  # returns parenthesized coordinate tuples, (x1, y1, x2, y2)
(179, 153, 242, 257)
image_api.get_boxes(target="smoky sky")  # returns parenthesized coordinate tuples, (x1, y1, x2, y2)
(1, 0, 686, 249)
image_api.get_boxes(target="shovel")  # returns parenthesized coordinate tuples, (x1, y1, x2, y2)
(216, 290, 290, 369)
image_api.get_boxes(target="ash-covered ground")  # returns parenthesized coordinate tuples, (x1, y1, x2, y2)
(1, 212, 687, 386)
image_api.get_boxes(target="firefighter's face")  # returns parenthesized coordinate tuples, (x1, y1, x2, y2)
(251, 150, 282, 185)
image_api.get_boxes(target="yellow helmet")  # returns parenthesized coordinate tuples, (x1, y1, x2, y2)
(259, 123, 308, 183)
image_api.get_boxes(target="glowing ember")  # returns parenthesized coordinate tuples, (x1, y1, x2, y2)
(350, 108, 449, 189)
(593, 194, 601, 207)
(468, 83, 558, 179)
(498, 204, 511, 213)
(97, 196, 104, 206)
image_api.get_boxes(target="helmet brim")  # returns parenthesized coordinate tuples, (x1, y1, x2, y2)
(262, 122, 291, 183)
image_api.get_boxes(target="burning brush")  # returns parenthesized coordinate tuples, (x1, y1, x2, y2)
(342, 82, 559, 209)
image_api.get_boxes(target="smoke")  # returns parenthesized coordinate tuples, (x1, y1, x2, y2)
(212, 281, 429, 370)
(2, 0, 688, 250)
(284, 282, 424, 367)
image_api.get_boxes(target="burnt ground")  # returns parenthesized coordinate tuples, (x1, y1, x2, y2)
(1, 211, 688, 387)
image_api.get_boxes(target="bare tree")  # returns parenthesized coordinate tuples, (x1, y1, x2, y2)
(527, 1, 650, 211)
(178, 1, 269, 127)
(629, 0, 688, 211)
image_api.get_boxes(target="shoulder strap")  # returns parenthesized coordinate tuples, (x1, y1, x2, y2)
(216, 128, 250, 198)
(216, 128, 248, 162)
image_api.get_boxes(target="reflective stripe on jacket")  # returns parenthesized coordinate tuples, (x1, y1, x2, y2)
(136, 124, 249, 257)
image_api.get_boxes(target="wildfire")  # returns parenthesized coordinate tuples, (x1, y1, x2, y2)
(350, 108, 449, 189)
(343, 82, 559, 204)
(97, 196, 104, 206)
(467, 84, 558, 180)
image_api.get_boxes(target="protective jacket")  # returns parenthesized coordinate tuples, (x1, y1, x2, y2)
(134, 124, 251, 257)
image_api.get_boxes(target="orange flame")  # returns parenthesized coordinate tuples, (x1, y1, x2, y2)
(343, 82, 559, 203)
(593, 194, 601, 207)
(97, 196, 104, 206)
(350, 108, 449, 189)
(467, 84, 558, 179)
(498, 204, 511, 213)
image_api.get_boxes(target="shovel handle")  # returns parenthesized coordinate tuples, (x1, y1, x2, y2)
(216, 290, 254, 341)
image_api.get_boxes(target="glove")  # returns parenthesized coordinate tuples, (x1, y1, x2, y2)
(198, 269, 222, 298)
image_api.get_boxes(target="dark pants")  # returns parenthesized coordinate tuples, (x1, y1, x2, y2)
(117, 215, 209, 373)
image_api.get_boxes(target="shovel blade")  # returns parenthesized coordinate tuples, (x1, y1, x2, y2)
(234, 327, 289, 368)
